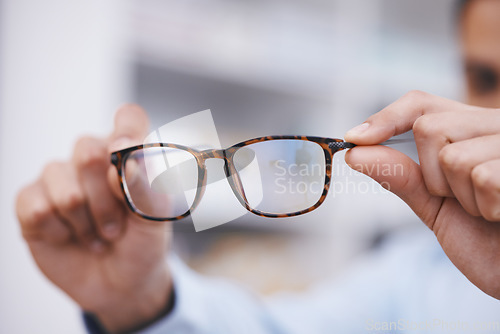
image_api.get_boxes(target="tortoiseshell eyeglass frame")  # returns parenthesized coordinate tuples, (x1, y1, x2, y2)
(110, 135, 356, 222)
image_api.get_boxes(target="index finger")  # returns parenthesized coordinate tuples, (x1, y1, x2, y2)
(344, 90, 476, 145)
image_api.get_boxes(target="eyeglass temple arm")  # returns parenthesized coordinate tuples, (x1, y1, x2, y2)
(331, 138, 414, 150)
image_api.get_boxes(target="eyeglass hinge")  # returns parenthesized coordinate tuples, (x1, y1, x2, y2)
(111, 154, 119, 166)
(329, 141, 356, 150)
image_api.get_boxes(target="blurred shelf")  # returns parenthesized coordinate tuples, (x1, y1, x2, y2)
(128, 0, 462, 102)
(127, 0, 347, 99)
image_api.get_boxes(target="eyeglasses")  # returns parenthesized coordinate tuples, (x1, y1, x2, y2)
(110, 136, 408, 222)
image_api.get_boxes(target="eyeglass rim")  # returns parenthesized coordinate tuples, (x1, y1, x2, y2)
(110, 135, 352, 222)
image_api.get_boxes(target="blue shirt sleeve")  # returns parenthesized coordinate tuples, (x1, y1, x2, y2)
(83, 228, 500, 333)
(137, 255, 286, 334)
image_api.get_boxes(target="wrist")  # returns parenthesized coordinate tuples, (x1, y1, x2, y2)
(89, 267, 174, 333)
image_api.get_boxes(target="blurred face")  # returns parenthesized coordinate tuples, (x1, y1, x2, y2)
(461, 0, 500, 107)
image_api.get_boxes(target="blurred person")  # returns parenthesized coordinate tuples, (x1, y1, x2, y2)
(15, 0, 500, 333)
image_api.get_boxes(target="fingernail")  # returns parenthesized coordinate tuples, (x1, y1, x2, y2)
(103, 221, 120, 239)
(90, 239, 105, 253)
(346, 122, 370, 137)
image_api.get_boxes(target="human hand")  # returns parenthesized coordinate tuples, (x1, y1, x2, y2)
(16, 105, 173, 332)
(344, 90, 500, 299)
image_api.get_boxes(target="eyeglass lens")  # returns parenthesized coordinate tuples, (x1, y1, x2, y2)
(232, 140, 326, 215)
(122, 139, 327, 219)
(123, 147, 199, 218)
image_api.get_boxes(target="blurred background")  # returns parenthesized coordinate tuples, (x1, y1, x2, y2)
(0, 0, 463, 332)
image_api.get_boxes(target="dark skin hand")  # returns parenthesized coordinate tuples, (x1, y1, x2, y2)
(345, 90, 500, 299)
(16, 105, 173, 333)
(344, 0, 500, 300)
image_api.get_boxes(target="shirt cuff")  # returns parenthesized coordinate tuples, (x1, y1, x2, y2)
(82, 255, 274, 334)
(82, 312, 109, 334)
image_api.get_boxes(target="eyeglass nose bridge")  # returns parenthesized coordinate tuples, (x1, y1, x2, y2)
(198, 148, 233, 187)
(196, 148, 250, 211)
(198, 148, 237, 185)
(198, 148, 232, 177)
(199, 148, 226, 160)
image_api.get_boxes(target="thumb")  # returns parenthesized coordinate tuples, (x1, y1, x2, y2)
(345, 145, 443, 229)
(108, 104, 150, 152)
(106, 104, 151, 205)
